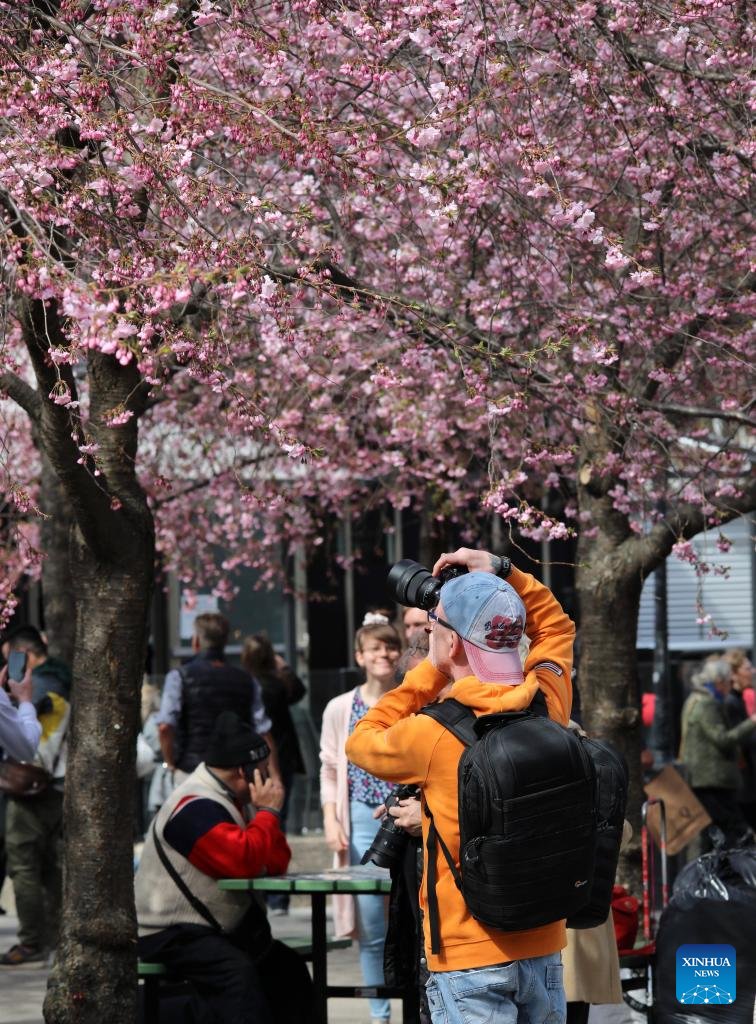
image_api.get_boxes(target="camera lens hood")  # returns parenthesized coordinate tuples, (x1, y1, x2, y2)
(386, 559, 441, 610)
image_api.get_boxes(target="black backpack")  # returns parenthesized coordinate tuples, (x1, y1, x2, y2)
(567, 734, 628, 929)
(419, 691, 627, 953)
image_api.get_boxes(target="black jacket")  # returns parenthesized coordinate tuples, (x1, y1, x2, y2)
(257, 670, 306, 779)
(177, 652, 256, 773)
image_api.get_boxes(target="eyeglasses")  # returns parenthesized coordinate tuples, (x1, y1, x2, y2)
(425, 609, 455, 634)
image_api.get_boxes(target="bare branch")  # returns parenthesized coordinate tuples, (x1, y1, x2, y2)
(627, 478, 756, 579)
(628, 47, 748, 85)
(639, 399, 756, 429)
(151, 452, 270, 508)
(18, 297, 114, 556)
(0, 372, 41, 423)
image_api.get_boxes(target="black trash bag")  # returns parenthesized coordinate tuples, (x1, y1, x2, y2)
(672, 839, 756, 906)
(655, 841, 756, 1024)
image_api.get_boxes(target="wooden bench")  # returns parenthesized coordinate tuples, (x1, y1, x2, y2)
(139, 936, 352, 1023)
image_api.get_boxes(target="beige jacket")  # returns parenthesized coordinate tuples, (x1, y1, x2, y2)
(563, 915, 623, 1003)
(319, 688, 359, 938)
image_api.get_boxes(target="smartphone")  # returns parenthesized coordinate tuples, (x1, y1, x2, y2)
(243, 763, 267, 784)
(7, 651, 27, 682)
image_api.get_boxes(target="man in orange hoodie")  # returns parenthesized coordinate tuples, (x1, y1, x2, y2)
(346, 547, 574, 1024)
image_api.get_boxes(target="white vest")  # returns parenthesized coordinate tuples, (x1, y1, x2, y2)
(135, 763, 252, 936)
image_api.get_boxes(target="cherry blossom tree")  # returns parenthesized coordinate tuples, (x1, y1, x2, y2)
(1, 1, 754, 1018)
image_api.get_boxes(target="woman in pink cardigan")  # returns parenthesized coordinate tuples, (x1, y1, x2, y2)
(319, 616, 402, 1024)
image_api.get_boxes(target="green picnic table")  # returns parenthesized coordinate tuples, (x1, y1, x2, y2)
(219, 865, 420, 1024)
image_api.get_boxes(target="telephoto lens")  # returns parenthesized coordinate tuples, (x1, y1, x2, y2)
(386, 559, 467, 611)
(361, 785, 419, 870)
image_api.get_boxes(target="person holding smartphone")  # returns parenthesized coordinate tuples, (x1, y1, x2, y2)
(0, 657, 41, 762)
(0, 658, 41, 926)
(0, 634, 71, 966)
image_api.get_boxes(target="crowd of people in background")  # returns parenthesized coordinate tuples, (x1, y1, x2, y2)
(680, 649, 756, 847)
(0, 598, 753, 1024)
(0, 613, 308, 971)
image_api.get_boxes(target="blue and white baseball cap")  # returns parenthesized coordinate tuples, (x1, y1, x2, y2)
(440, 572, 526, 685)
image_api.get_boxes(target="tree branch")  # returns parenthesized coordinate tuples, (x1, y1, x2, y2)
(267, 259, 559, 389)
(627, 47, 747, 85)
(641, 271, 756, 403)
(639, 399, 756, 429)
(627, 478, 756, 579)
(0, 372, 41, 423)
(18, 297, 114, 557)
(151, 451, 270, 508)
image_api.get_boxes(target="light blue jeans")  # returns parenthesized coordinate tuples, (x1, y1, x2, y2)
(426, 953, 566, 1024)
(350, 799, 390, 1021)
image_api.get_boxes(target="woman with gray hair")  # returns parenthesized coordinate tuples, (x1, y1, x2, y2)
(680, 656, 756, 847)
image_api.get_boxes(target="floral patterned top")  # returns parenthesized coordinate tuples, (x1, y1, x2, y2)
(347, 688, 395, 806)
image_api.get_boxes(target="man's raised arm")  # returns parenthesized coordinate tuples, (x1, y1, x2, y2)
(432, 547, 575, 723)
(345, 659, 448, 785)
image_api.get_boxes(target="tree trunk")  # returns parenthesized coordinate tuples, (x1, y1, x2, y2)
(39, 450, 76, 666)
(575, 537, 644, 895)
(21, 334, 159, 1024)
(43, 517, 153, 1024)
(575, 403, 646, 896)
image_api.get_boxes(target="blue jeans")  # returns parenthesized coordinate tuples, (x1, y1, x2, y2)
(426, 953, 565, 1024)
(350, 799, 390, 1021)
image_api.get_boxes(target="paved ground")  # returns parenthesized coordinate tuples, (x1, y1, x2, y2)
(0, 834, 402, 1024)
(0, 833, 642, 1024)
(0, 906, 402, 1023)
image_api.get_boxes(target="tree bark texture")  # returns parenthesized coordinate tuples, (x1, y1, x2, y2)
(575, 533, 645, 895)
(14, 298, 155, 1024)
(43, 518, 153, 1024)
(575, 402, 651, 896)
(38, 450, 76, 666)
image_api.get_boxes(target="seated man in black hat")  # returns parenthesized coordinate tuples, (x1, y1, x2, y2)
(135, 711, 312, 1024)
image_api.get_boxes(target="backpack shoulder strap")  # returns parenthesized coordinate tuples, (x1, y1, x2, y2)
(422, 798, 462, 956)
(528, 687, 549, 718)
(417, 699, 473, 956)
(418, 697, 477, 746)
(418, 698, 478, 956)
(421, 690, 548, 732)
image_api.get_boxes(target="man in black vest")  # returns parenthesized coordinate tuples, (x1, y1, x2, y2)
(158, 613, 277, 781)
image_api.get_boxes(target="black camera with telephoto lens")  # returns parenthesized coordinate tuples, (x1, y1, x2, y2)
(361, 784, 420, 870)
(386, 559, 467, 611)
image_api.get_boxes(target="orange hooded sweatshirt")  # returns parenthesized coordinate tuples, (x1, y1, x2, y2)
(346, 566, 575, 973)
